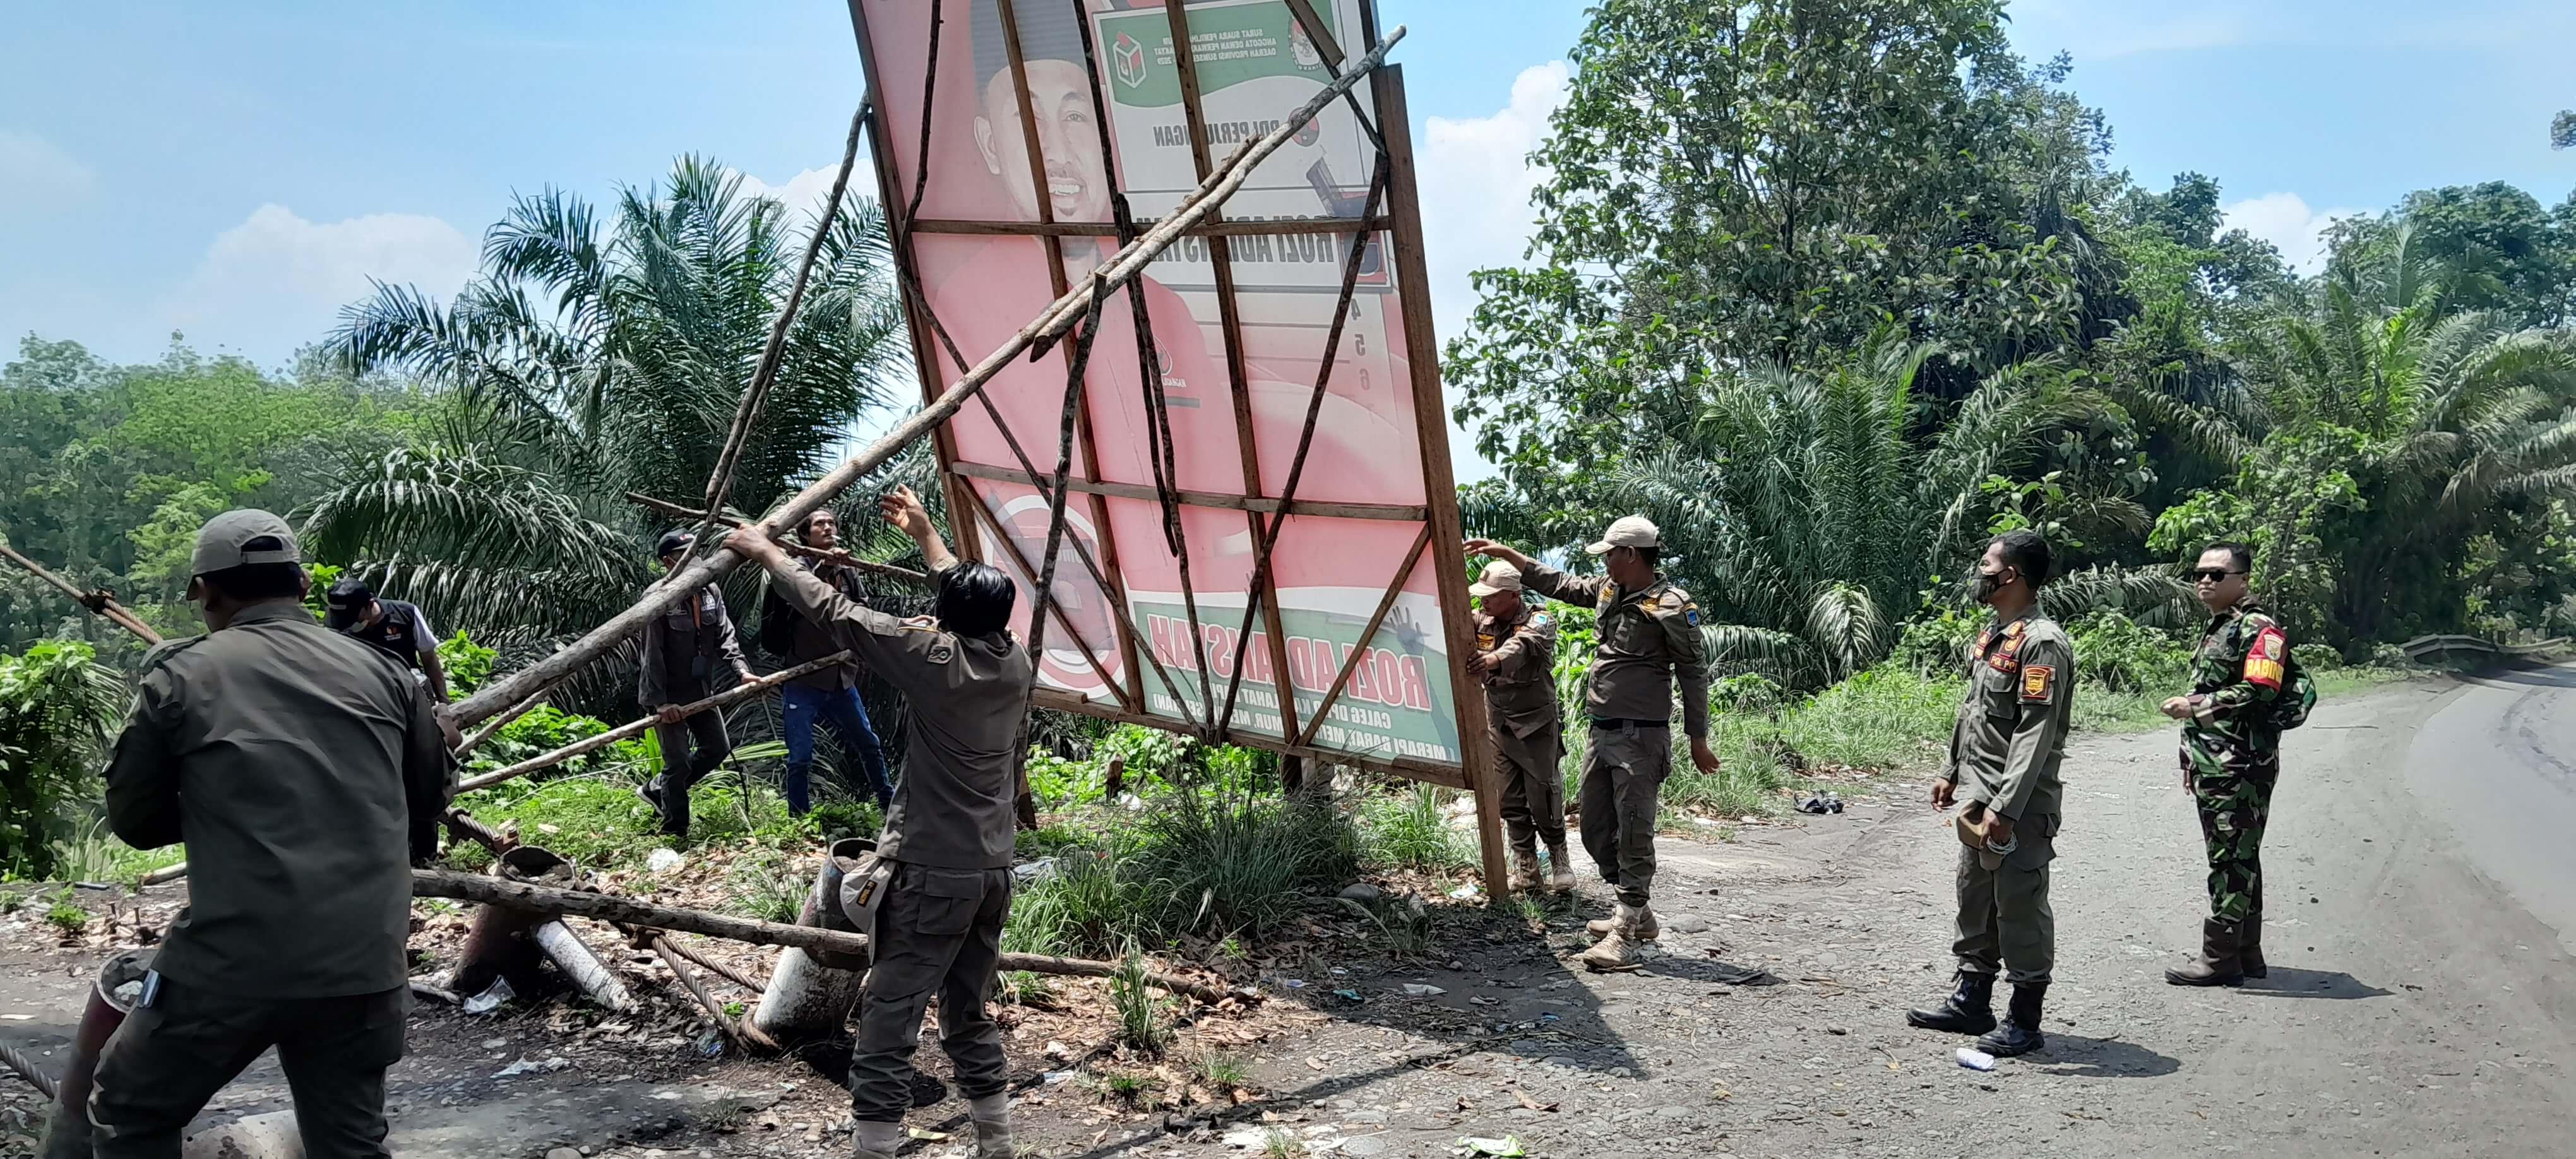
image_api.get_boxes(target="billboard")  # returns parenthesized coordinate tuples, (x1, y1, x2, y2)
(845, 0, 1481, 780)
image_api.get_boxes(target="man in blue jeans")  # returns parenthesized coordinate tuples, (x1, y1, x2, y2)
(760, 508, 893, 813)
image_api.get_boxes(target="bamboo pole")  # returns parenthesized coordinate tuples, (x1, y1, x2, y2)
(623, 492, 927, 583)
(0, 543, 162, 644)
(453, 652, 852, 794)
(441, 27, 1407, 732)
(411, 868, 1230, 1001)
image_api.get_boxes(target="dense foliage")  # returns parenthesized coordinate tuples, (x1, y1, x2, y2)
(0, 641, 126, 878)
(1455, 0, 2576, 670)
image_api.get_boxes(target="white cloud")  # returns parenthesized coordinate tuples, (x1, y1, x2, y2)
(1416, 61, 1572, 483)
(2222, 192, 2370, 275)
(736, 160, 868, 233)
(0, 129, 97, 213)
(164, 205, 479, 364)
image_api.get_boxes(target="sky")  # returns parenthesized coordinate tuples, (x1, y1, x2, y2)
(4, 0, 2571, 480)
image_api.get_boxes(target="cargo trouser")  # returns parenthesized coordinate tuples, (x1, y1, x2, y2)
(650, 701, 732, 836)
(848, 864, 1013, 1123)
(2183, 730, 2280, 924)
(1578, 720, 1667, 908)
(1952, 812, 2058, 984)
(88, 980, 407, 1158)
(1493, 719, 1567, 850)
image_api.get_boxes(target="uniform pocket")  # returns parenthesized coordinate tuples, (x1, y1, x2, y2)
(902, 868, 988, 937)
(1979, 667, 2019, 717)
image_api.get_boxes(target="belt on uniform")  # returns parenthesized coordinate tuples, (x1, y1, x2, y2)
(1588, 717, 1669, 730)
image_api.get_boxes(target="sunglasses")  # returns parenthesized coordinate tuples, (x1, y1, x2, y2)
(2187, 568, 2247, 583)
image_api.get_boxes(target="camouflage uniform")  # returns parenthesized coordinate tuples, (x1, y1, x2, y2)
(2179, 602, 2290, 925)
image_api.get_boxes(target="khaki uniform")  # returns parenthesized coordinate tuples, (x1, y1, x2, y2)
(1474, 607, 1565, 850)
(768, 563, 1032, 1125)
(1943, 610, 2075, 984)
(637, 582, 755, 835)
(90, 602, 452, 1158)
(1520, 564, 1710, 907)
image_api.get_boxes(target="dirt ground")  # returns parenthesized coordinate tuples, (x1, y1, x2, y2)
(5, 674, 2571, 1158)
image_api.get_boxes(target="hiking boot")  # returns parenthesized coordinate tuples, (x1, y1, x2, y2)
(1510, 840, 1543, 893)
(1974, 982, 2048, 1057)
(1587, 906, 1657, 941)
(1543, 841, 1577, 891)
(853, 1119, 902, 1159)
(1905, 970, 1998, 1035)
(2164, 918, 2245, 987)
(2240, 906, 2267, 979)
(1578, 904, 1649, 972)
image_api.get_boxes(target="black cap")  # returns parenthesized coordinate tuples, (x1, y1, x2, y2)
(657, 529, 697, 559)
(325, 575, 375, 629)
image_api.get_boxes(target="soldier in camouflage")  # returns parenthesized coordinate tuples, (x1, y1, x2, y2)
(2162, 542, 2287, 987)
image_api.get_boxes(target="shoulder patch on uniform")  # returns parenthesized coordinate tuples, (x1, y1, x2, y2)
(2245, 626, 2287, 689)
(926, 639, 955, 665)
(2020, 664, 2055, 702)
(1528, 612, 1551, 630)
(1685, 603, 1700, 626)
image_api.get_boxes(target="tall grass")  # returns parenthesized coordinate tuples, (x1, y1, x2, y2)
(1359, 784, 1473, 873)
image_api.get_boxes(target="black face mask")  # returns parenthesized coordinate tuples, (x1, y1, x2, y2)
(1973, 567, 2012, 604)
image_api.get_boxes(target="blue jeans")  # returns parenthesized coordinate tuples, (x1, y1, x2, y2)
(782, 682, 891, 814)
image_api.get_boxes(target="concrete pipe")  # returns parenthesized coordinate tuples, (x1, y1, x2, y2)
(37, 948, 151, 1159)
(751, 838, 873, 1047)
(443, 848, 563, 1001)
(179, 1109, 303, 1159)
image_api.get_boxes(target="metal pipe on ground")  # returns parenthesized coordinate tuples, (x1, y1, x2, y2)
(751, 838, 874, 1048)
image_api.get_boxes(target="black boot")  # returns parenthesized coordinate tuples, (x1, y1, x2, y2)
(1905, 971, 1997, 1035)
(1975, 982, 2047, 1057)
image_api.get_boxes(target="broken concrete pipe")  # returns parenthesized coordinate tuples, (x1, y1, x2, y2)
(447, 846, 633, 1013)
(36, 948, 149, 1159)
(752, 837, 873, 1047)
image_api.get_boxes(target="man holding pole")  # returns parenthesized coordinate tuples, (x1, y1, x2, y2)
(725, 485, 1029, 1159)
(638, 528, 758, 839)
(758, 508, 895, 814)
(1464, 516, 1718, 971)
(88, 511, 451, 1158)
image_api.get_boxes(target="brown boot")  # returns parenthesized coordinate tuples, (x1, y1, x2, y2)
(1587, 906, 1658, 941)
(1510, 836, 1542, 893)
(1543, 840, 1576, 891)
(1578, 904, 1648, 972)
(2240, 906, 2267, 979)
(2164, 918, 2245, 987)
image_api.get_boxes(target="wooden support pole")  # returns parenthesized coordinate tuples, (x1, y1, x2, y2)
(443, 26, 1407, 732)
(454, 653, 852, 794)
(410, 869, 1231, 1003)
(624, 492, 927, 584)
(0, 543, 162, 645)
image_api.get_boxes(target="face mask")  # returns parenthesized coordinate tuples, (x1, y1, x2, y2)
(1973, 568, 2010, 603)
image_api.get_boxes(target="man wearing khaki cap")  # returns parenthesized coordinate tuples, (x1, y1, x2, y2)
(86, 510, 453, 1158)
(1465, 516, 1717, 970)
(1467, 560, 1571, 892)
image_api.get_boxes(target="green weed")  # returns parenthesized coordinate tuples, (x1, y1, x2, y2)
(1361, 783, 1472, 874)
(1109, 940, 1170, 1057)
(43, 893, 87, 935)
(721, 847, 809, 924)
(1190, 1050, 1249, 1090)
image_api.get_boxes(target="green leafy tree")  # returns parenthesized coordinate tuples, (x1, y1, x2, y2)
(1446, 0, 2100, 534)
(0, 641, 126, 879)
(2210, 225, 2576, 650)
(1597, 336, 2181, 684)
(309, 157, 909, 656)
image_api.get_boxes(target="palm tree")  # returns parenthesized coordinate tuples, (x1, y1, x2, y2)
(2229, 224, 2576, 648)
(1602, 336, 2183, 686)
(304, 157, 910, 659)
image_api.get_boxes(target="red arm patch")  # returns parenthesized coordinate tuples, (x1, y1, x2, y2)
(2244, 626, 2287, 689)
